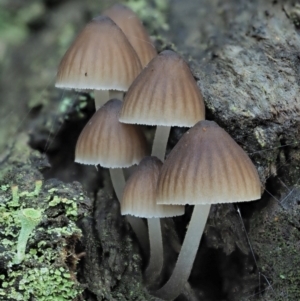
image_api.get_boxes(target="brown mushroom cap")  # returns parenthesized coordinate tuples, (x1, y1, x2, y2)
(103, 4, 156, 68)
(75, 99, 148, 168)
(157, 120, 261, 205)
(55, 15, 142, 91)
(119, 50, 205, 127)
(121, 156, 184, 218)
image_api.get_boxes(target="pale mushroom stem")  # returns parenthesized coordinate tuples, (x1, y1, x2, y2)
(154, 204, 211, 301)
(151, 126, 171, 161)
(94, 90, 109, 110)
(144, 218, 163, 283)
(149, 125, 171, 282)
(109, 168, 149, 255)
(109, 90, 124, 100)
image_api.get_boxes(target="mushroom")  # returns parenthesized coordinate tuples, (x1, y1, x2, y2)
(75, 99, 149, 252)
(55, 16, 142, 109)
(119, 50, 205, 161)
(154, 120, 261, 300)
(103, 4, 157, 68)
(121, 156, 184, 283)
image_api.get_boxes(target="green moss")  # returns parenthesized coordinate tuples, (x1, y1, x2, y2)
(125, 0, 170, 31)
(0, 1, 46, 65)
(58, 97, 73, 114)
(1, 185, 9, 191)
(0, 266, 80, 301)
(0, 10, 28, 46)
(57, 23, 77, 56)
(0, 159, 86, 301)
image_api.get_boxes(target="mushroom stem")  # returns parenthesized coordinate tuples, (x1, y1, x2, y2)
(109, 90, 124, 100)
(109, 168, 125, 201)
(151, 126, 171, 161)
(144, 217, 163, 283)
(109, 168, 149, 255)
(94, 90, 109, 110)
(154, 204, 211, 301)
(126, 215, 149, 255)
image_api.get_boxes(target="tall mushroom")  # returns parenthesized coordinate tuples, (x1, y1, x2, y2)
(75, 99, 149, 252)
(154, 120, 261, 300)
(55, 16, 142, 108)
(103, 4, 157, 68)
(119, 50, 205, 161)
(121, 156, 184, 283)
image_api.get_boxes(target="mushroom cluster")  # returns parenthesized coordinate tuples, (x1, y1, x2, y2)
(55, 4, 262, 301)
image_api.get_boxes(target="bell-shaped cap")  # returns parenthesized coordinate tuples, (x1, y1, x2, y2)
(75, 99, 148, 168)
(119, 50, 205, 127)
(55, 16, 142, 91)
(103, 4, 156, 68)
(121, 156, 184, 217)
(157, 120, 261, 205)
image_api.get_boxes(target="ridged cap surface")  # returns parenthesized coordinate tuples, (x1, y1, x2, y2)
(121, 156, 184, 217)
(157, 120, 261, 205)
(103, 4, 156, 68)
(119, 50, 205, 126)
(55, 16, 142, 91)
(75, 99, 148, 167)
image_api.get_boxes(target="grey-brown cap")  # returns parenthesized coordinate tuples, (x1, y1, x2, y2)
(121, 156, 184, 218)
(55, 15, 142, 91)
(75, 99, 148, 168)
(119, 50, 205, 127)
(157, 120, 261, 205)
(103, 4, 157, 68)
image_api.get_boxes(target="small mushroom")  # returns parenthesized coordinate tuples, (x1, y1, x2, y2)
(55, 16, 142, 108)
(119, 50, 205, 161)
(103, 4, 157, 68)
(121, 156, 184, 283)
(75, 99, 147, 168)
(154, 120, 261, 300)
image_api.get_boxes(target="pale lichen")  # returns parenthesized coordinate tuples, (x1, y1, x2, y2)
(0, 153, 89, 301)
